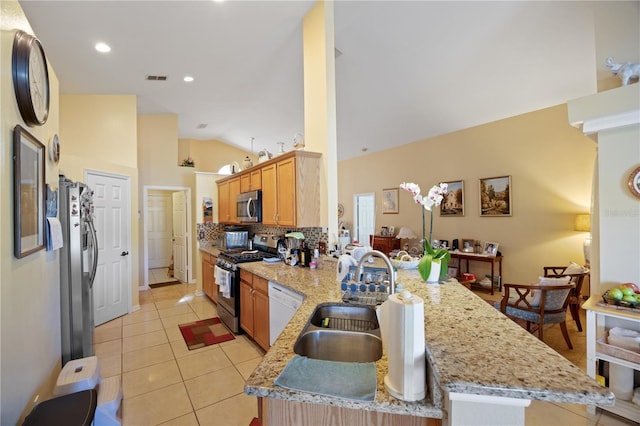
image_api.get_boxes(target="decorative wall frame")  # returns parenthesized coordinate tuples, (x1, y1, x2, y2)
(382, 188, 399, 214)
(479, 175, 512, 216)
(440, 180, 464, 217)
(13, 125, 46, 258)
(628, 166, 640, 199)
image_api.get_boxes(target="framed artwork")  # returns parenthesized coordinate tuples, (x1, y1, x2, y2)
(382, 188, 399, 214)
(447, 266, 458, 278)
(380, 226, 389, 236)
(388, 226, 395, 236)
(13, 125, 46, 258)
(479, 175, 512, 216)
(462, 239, 475, 253)
(440, 180, 464, 217)
(483, 241, 499, 256)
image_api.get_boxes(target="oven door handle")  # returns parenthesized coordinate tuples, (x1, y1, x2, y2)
(214, 265, 235, 298)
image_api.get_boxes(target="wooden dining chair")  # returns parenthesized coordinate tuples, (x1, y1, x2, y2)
(495, 282, 576, 349)
(543, 265, 590, 332)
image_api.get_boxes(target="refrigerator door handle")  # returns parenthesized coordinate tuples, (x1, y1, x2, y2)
(88, 219, 99, 288)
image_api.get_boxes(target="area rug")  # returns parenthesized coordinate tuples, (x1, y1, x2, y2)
(178, 317, 235, 350)
(149, 280, 180, 288)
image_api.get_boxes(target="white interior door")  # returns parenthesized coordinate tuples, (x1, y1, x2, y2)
(86, 171, 131, 326)
(172, 191, 188, 282)
(147, 192, 173, 269)
(354, 193, 375, 245)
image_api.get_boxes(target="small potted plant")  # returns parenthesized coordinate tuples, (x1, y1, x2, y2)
(180, 157, 195, 167)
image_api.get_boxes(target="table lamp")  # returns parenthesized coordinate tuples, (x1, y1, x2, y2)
(575, 214, 591, 266)
(396, 227, 418, 251)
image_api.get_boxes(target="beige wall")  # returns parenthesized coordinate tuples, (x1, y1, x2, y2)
(1, 7, 63, 424)
(138, 116, 252, 292)
(60, 95, 140, 310)
(60, 95, 137, 169)
(303, 0, 338, 237)
(179, 137, 253, 173)
(567, 85, 640, 295)
(338, 104, 596, 285)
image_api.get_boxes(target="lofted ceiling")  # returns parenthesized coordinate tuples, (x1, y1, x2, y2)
(18, 1, 604, 161)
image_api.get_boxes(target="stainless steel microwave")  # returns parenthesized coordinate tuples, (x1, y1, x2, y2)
(236, 190, 262, 223)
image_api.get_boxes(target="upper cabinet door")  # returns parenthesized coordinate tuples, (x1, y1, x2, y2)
(276, 157, 296, 227)
(261, 164, 277, 225)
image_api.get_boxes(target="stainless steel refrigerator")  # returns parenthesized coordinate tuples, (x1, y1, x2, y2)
(59, 175, 99, 365)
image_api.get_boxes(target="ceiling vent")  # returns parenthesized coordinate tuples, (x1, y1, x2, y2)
(196, 123, 208, 129)
(145, 75, 168, 81)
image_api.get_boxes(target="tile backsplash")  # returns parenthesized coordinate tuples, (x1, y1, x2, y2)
(196, 222, 328, 250)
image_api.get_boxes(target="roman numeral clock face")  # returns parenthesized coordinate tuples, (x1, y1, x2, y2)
(12, 30, 50, 127)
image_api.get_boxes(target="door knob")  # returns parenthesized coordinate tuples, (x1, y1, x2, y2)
(121, 251, 129, 256)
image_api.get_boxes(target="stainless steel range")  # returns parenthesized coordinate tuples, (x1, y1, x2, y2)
(215, 234, 281, 333)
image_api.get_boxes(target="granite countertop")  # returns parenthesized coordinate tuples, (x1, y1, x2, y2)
(236, 256, 613, 418)
(199, 245, 222, 257)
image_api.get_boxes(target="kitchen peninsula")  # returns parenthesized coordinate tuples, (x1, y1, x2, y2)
(240, 258, 613, 426)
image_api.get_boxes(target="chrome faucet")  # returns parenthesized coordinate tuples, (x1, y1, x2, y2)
(355, 250, 396, 295)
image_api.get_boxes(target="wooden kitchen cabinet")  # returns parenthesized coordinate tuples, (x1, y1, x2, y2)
(369, 235, 401, 255)
(240, 169, 262, 192)
(201, 252, 218, 303)
(261, 151, 321, 227)
(240, 269, 270, 351)
(218, 177, 241, 223)
(218, 151, 321, 227)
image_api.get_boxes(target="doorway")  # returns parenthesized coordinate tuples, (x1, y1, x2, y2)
(142, 186, 192, 289)
(353, 193, 375, 246)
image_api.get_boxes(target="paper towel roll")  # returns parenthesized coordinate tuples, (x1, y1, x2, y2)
(378, 290, 426, 401)
(336, 255, 357, 281)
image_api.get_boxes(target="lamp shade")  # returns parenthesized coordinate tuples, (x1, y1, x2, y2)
(396, 227, 417, 239)
(575, 214, 591, 232)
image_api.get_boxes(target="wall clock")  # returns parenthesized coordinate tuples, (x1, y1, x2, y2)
(628, 166, 640, 200)
(12, 30, 50, 127)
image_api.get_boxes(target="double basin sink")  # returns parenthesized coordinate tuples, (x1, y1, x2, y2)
(293, 303, 382, 363)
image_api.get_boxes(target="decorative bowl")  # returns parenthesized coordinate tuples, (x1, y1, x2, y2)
(390, 252, 420, 270)
(602, 290, 640, 309)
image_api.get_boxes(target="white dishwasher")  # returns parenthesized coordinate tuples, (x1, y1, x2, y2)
(268, 282, 304, 346)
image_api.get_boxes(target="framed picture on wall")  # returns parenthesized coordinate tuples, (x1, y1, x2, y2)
(13, 125, 46, 258)
(440, 180, 464, 217)
(382, 188, 399, 214)
(479, 175, 512, 216)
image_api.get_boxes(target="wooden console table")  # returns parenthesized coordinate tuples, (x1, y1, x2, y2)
(450, 252, 503, 295)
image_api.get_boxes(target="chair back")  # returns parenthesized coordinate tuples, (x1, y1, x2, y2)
(501, 283, 575, 318)
(543, 266, 589, 300)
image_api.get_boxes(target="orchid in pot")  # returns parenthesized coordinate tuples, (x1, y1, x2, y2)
(400, 182, 450, 282)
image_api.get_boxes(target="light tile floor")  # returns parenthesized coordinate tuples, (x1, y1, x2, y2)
(149, 267, 179, 285)
(92, 283, 637, 426)
(93, 282, 262, 426)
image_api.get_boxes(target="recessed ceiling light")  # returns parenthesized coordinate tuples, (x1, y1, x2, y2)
(184, 76, 194, 82)
(95, 42, 111, 53)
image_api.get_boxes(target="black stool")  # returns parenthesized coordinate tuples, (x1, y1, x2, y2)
(23, 389, 97, 426)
